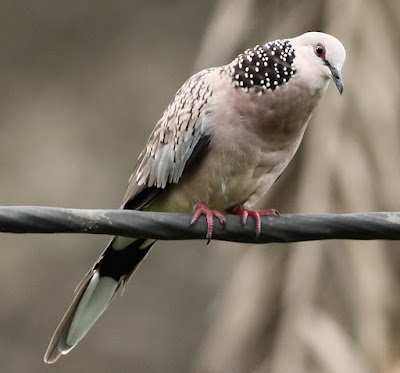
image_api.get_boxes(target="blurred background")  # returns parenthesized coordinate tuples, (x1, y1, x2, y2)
(0, 0, 400, 372)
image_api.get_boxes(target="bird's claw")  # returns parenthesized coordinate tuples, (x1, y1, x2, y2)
(191, 202, 226, 243)
(228, 206, 279, 237)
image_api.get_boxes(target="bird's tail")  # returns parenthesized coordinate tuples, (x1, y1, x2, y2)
(44, 236, 155, 364)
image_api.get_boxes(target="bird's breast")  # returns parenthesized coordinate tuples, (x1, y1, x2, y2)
(150, 76, 319, 213)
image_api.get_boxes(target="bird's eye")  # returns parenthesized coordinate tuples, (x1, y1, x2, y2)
(315, 44, 325, 58)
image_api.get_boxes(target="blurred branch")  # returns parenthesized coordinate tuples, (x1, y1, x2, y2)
(193, 0, 255, 71)
(1, 206, 400, 243)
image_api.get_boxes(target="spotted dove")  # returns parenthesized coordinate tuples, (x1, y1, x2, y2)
(44, 31, 346, 363)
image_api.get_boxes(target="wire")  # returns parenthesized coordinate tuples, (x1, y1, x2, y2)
(0, 206, 400, 244)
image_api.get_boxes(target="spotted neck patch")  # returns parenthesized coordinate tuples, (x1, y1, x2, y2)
(232, 39, 296, 93)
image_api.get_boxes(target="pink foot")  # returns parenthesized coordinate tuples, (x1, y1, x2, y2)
(228, 206, 279, 236)
(191, 203, 226, 242)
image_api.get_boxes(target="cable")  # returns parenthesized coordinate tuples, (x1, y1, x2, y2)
(1, 206, 400, 244)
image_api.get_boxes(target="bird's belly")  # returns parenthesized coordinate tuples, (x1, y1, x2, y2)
(151, 146, 286, 214)
(205, 167, 274, 211)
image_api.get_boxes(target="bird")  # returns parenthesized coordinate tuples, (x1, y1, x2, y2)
(44, 31, 346, 363)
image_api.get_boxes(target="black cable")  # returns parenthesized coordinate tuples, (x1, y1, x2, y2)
(0, 206, 399, 244)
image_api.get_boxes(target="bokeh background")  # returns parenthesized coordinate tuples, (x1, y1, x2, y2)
(1, 0, 400, 372)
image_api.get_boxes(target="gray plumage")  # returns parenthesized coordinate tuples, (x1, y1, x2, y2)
(44, 31, 346, 363)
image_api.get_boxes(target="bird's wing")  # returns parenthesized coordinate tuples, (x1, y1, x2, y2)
(122, 68, 215, 210)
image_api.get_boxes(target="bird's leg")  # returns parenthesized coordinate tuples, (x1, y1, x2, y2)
(190, 202, 226, 242)
(227, 206, 279, 236)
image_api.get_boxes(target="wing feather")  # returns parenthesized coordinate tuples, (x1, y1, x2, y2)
(122, 68, 216, 209)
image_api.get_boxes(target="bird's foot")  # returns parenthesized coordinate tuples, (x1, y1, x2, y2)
(228, 206, 279, 237)
(191, 203, 226, 243)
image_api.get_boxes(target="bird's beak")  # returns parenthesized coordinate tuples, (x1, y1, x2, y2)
(329, 66, 344, 94)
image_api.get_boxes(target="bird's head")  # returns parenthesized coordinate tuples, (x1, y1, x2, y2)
(290, 32, 346, 94)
